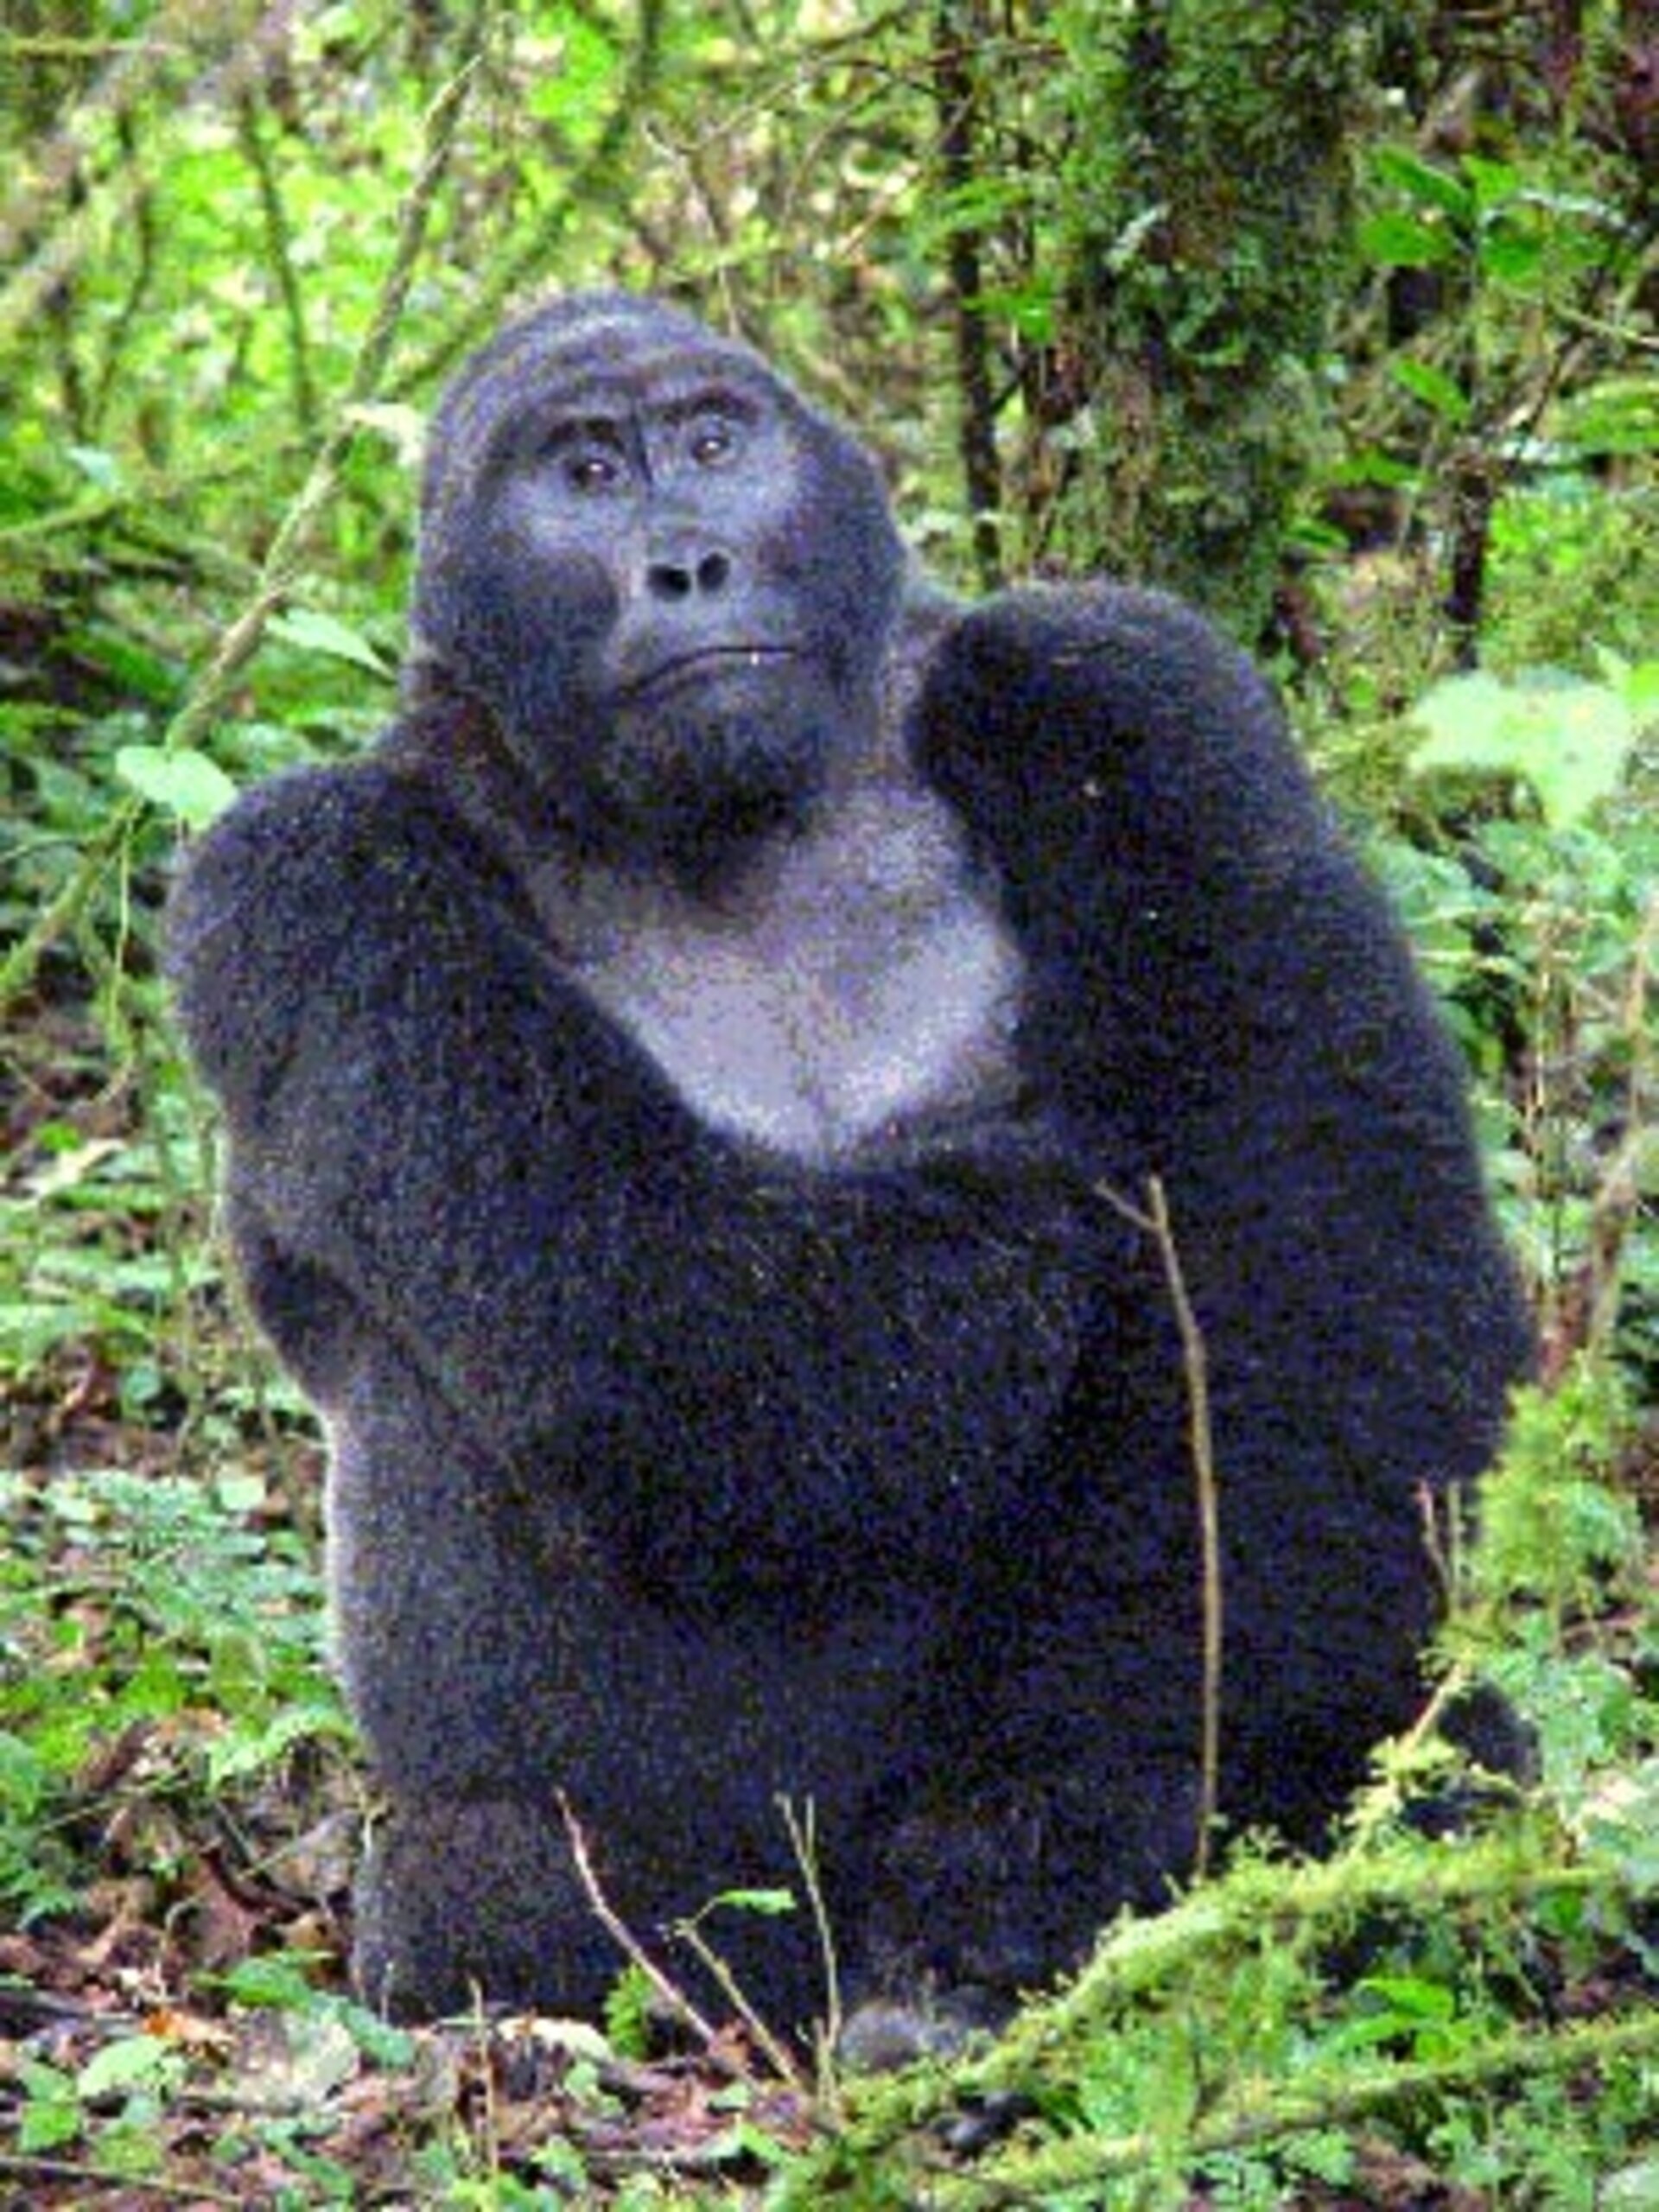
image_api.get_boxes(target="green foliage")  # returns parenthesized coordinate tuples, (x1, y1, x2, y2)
(804, 1394, 1659, 2203)
(1361, 627, 1657, 1391)
(0, 1462, 342, 1921)
(1361, 142, 1629, 339)
(792, 1840, 1659, 2205)
(14, 2033, 183, 2171)
(1409, 654, 1654, 829)
(1471, 1366, 1644, 1623)
(113, 741, 240, 828)
(212, 1953, 416, 2071)
(602, 1964, 661, 2063)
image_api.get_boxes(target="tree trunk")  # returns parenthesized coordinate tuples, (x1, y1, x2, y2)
(1040, 0, 1377, 638)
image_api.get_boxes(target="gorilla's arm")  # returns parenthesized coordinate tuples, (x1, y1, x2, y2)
(913, 584, 1533, 1819)
(166, 757, 1086, 1584)
(916, 583, 1532, 1481)
(167, 759, 667, 1439)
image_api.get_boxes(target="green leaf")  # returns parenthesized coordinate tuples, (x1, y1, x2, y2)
(1558, 377, 1659, 460)
(1357, 211, 1452, 269)
(707, 1886, 797, 1917)
(1571, 1759, 1659, 1890)
(113, 743, 238, 829)
(1356, 1974, 1457, 2021)
(206, 1700, 351, 1784)
(79, 2036, 175, 2097)
(1623, 657, 1659, 718)
(269, 606, 391, 677)
(1389, 358, 1470, 423)
(17, 2059, 81, 2152)
(703, 2117, 797, 2169)
(1409, 668, 1637, 828)
(215, 1954, 321, 2010)
(1478, 224, 1543, 283)
(529, 11, 619, 137)
(65, 444, 125, 493)
(0, 1729, 48, 1813)
(1372, 146, 1473, 221)
(1461, 155, 1522, 208)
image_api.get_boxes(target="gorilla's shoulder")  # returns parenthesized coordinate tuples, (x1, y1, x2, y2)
(165, 746, 524, 1109)
(173, 749, 516, 925)
(186, 754, 444, 860)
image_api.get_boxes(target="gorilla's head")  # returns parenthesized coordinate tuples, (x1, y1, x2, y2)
(410, 292, 906, 885)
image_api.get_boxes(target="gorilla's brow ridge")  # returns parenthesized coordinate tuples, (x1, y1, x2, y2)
(535, 381, 762, 437)
(482, 368, 773, 479)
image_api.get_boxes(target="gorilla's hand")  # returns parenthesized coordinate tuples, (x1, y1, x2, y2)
(913, 583, 1314, 868)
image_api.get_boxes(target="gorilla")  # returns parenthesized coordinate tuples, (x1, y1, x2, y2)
(167, 290, 1532, 2044)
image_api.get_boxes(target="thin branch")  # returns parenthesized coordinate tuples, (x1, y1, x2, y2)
(0, 2152, 240, 2205)
(556, 1794, 725, 2056)
(0, 804, 135, 1014)
(1542, 884, 1659, 1378)
(163, 22, 482, 761)
(1098, 1174, 1224, 1877)
(390, 0, 667, 400)
(933, 5, 1004, 591)
(238, 85, 318, 433)
(778, 1795, 843, 2070)
(87, 109, 160, 436)
(0, 0, 303, 356)
(669, 1916, 807, 2088)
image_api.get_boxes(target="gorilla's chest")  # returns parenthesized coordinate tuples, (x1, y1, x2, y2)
(539, 785, 1025, 1167)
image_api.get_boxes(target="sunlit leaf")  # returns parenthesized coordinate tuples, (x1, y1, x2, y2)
(706, 1887, 797, 1916)
(1357, 211, 1452, 269)
(79, 2037, 176, 2097)
(1372, 146, 1473, 221)
(1558, 378, 1659, 459)
(1478, 224, 1543, 283)
(1409, 668, 1637, 828)
(1389, 358, 1470, 423)
(269, 606, 391, 677)
(114, 744, 238, 829)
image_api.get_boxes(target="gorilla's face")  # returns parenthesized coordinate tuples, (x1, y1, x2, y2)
(414, 296, 906, 885)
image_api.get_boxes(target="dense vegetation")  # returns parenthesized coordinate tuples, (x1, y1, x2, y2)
(3, 3, 1656, 2203)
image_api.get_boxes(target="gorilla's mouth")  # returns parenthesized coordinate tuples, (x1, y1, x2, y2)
(620, 645, 801, 704)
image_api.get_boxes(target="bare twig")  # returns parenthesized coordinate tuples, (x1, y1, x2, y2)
(0, 2152, 241, 2205)
(779, 1794, 843, 2067)
(556, 1794, 726, 2055)
(1099, 1175, 1223, 1878)
(670, 1915, 807, 2088)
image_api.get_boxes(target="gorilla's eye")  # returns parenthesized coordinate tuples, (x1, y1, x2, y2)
(564, 448, 626, 495)
(686, 416, 741, 469)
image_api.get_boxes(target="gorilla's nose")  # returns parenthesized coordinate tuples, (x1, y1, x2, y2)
(645, 547, 733, 601)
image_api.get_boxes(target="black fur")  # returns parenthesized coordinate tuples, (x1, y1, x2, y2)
(167, 292, 1532, 2038)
